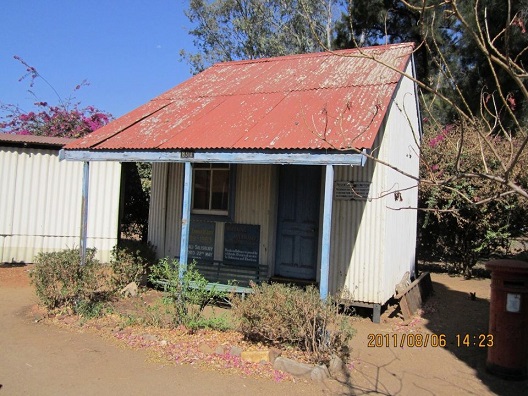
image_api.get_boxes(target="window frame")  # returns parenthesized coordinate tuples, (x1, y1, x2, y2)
(190, 163, 236, 221)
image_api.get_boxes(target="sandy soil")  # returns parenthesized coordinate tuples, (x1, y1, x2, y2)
(1, 264, 528, 395)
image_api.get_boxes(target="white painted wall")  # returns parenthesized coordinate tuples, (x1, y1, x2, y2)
(329, 60, 420, 303)
(0, 145, 121, 263)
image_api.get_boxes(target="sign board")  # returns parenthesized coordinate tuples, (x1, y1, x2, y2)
(188, 221, 215, 261)
(507, 293, 521, 313)
(223, 223, 260, 266)
(334, 181, 371, 200)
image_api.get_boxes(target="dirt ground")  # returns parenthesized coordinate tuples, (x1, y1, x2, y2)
(1, 264, 528, 395)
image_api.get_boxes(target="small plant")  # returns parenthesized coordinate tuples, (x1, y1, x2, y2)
(110, 240, 156, 291)
(148, 258, 229, 331)
(75, 300, 109, 319)
(232, 283, 355, 364)
(30, 248, 102, 311)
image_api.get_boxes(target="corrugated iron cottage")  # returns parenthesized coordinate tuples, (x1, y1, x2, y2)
(61, 43, 421, 320)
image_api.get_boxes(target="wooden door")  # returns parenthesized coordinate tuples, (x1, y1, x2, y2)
(275, 166, 321, 280)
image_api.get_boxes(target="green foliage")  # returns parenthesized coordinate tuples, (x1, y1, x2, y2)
(182, 0, 329, 72)
(30, 248, 108, 312)
(232, 283, 355, 364)
(75, 300, 110, 319)
(334, 0, 421, 47)
(110, 240, 156, 291)
(120, 162, 151, 241)
(148, 258, 228, 331)
(419, 121, 528, 276)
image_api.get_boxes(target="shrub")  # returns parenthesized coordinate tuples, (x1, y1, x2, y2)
(110, 240, 156, 291)
(232, 283, 355, 364)
(419, 120, 528, 276)
(148, 258, 228, 330)
(30, 248, 102, 311)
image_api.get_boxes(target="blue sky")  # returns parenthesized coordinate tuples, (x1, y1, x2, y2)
(1, 1, 195, 118)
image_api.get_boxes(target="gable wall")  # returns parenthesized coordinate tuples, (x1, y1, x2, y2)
(329, 60, 420, 303)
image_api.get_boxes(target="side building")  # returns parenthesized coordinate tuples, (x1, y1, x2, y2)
(0, 134, 121, 263)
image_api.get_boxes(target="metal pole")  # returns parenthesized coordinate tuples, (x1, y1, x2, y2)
(80, 161, 90, 266)
(179, 161, 192, 279)
(320, 164, 334, 299)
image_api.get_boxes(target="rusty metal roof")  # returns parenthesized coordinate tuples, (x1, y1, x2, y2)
(0, 133, 73, 148)
(65, 43, 414, 152)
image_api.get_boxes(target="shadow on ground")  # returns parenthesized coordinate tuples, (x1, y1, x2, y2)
(422, 278, 528, 396)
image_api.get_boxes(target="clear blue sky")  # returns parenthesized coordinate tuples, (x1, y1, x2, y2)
(1, 1, 195, 118)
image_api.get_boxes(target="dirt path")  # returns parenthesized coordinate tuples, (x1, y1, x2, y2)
(347, 272, 528, 395)
(0, 266, 329, 396)
(2, 264, 528, 395)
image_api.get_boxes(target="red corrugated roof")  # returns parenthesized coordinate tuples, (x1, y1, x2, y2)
(65, 43, 414, 152)
(0, 133, 73, 147)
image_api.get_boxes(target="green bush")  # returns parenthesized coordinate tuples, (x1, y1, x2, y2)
(419, 120, 528, 277)
(30, 248, 102, 311)
(110, 240, 156, 291)
(148, 258, 228, 331)
(232, 283, 355, 364)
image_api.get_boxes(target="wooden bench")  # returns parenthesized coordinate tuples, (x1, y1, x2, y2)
(156, 258, 268, 300)
(191, 260, 269, 298)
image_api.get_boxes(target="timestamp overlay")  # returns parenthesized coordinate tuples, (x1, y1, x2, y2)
(367, 333, 494, 348)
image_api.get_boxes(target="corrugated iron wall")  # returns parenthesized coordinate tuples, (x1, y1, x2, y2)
(234, 164, 276, 275)
(148, 162, 169, 255)
(148, 163, 276, 271)
(0, 146, 121, 263)
(329, 61, 420, 304)
(149, 162, 184, 260)
(164, 163, 184, 259)
(331, 159, 385, 303)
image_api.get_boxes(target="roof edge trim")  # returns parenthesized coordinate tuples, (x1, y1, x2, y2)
(60, 149, 366, 166)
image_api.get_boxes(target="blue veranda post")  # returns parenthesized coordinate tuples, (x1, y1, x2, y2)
(80, 161, 90, 266)
(179, 161, 193, 278)
(320, 164, 334, 300)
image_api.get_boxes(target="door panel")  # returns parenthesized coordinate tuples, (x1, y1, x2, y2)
(275, 166, 321, 280)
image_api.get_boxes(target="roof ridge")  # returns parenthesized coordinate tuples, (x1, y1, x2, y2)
(212, 42, 414, 68)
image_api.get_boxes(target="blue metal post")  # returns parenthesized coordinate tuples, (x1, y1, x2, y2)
(80, 161, 90, 266)
(179, 161, 192, 279)
(320, 164, 334, 299)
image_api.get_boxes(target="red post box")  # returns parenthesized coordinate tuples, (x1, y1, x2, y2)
(486, 259, 528, 379)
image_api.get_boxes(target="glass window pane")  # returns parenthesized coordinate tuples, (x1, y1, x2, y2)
(193, 170, 210, 210)
(211, 169, 229, 210)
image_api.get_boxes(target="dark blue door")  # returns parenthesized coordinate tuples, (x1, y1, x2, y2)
(275, 166, 321, 280)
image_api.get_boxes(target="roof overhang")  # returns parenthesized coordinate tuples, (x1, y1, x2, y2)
(59, 148, 368, 166)
(0, 133, 73, 149)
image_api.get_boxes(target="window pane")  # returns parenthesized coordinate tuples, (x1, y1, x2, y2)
(211, 169, 229, 210)
(193, 170, 210, 210)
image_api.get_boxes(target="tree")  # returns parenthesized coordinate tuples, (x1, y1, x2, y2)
(419, 119, 528, 275)
(181, 0, 335, 73)
(0, 56, 112, 138)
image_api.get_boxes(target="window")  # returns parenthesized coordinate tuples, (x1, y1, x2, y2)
(192, 163, 232, 216)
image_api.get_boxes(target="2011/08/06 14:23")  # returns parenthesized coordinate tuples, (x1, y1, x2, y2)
(367, 333, 494, 348)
